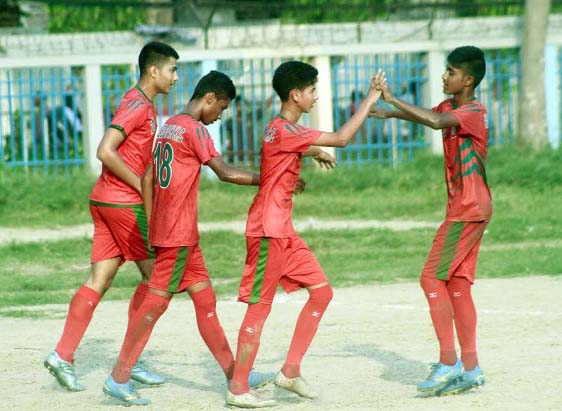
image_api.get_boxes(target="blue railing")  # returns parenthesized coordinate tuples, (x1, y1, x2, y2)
(0, 48, 542, 173)
(332, 52, 428, 166)
(0, 67, 84, 173)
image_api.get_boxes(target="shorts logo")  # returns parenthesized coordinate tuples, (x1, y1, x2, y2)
(264, 127, 276, 143)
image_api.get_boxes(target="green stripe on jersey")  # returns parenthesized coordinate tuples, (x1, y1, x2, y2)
(132, 205, 155, 259)
(89, 200, 143, 208)
(249, 238, 269, 304)
(284, 124, 299, 135)
(109, 124, 127, 139)
(168, 247, 188, 292)
(435, 222, 465, 280)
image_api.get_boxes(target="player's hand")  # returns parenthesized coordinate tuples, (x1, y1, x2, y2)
(368, 108, 389, 119)
(368, 69, 386, 101)
(313, 150, 337, 169)
(295, 177, 306, 195)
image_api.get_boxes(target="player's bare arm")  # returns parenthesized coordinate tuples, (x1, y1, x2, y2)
(303, 146, 337, 169)
(140, 163, 154, 223)
(206, 157, 260, 186)
(96, 128, 142, 192)
(313, 69, 385, 147)
(380, 80, 459, 130)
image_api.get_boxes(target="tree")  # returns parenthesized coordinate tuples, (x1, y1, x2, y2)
(517, 0, 551, 149)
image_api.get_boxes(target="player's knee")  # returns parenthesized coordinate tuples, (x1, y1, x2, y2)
(309, 284, 333, 306)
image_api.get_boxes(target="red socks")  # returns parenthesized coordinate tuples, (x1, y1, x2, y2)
(230, 303, 272, 394)
(128, 283, 149, 324)
(112, 292, 169, 383)
(282, 285, 333, 378)
(420, 276, 457, 365)
(55, 285, 101, 363)
(191, 286, 235, 378)
(447, 276, 478, 370)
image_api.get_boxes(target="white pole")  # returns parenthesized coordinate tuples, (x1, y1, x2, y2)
(310, 55, 335, 158)
(425, 50, 446, 155)
(83, 63, 104, 176)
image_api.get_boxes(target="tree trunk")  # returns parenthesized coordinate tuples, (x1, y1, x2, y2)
(517, 0, 551, 149)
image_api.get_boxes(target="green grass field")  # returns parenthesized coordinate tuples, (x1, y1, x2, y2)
(1, 146, 561, 315)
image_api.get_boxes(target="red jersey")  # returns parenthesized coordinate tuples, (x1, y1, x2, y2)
(149, 114, 220, 247)
(433, 98, 492, 221)
(90, 86, 157, 204)
(245, 115, 322, 238)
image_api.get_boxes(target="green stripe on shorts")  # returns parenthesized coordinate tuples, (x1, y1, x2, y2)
(132, 205, 155, 259)
(168, 247, 188, 293)
(436, 222, 465, 280)
(249, 238, 269, 304)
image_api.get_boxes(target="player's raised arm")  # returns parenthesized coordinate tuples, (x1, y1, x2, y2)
(313, 69, 385, 148)
(96, 128, 142, 193)
(206, 157, 260, 186)
(378, 77, 459, 130)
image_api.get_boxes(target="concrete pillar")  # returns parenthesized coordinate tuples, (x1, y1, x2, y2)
(545, 45, 560, 149)
(425, 50, 446, 155)
(310, 55, 335, 157)
(201, 59, 220, 178)
(83, 64, 104, 176)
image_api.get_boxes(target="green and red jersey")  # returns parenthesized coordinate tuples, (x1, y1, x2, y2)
(149, 114, 220, 247)
(90, 86, 157, 205)
(245, 115, 322, 238)
(433, 98, 492, 222)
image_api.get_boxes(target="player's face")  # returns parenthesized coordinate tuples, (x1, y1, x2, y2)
(441, 64, 470, 95)
(296, 84, 318, 113)
(154, 58, 179, 94)
(202, 96, 230, 125)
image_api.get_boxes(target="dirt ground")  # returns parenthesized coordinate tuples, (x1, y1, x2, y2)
(2, 275, 561, 411)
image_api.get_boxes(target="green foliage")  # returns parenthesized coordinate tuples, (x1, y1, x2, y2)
(48, 5, 147, 33)
(281, 0, 389, 23)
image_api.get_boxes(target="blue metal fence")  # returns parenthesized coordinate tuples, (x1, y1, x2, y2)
(331, 52, 428, 167)
(0, 66, 84, 172)
(0, 47, 545, 174)
(479, 48, 520, 146)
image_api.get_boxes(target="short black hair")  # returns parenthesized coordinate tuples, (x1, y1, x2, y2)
(138, 41, 179, 75)
(447, 46, 486, 88)
(191, 70, 236, 101)
(272, 61, 318, 102)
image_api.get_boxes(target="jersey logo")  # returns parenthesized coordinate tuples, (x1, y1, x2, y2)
(150, 118, 156, 136)
(264, 126, 276, 143)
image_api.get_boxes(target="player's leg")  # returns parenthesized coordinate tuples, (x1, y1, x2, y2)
(104, 288, 171, 405)
(438, 224, 487, 396)
(45, 205, 124, 391)
(183, 246, 236, 380)
(275, 236, 333, 399)
(45, 259, 121, 391)
(227, 237, 284, 408)
(417, 222, 465, 393)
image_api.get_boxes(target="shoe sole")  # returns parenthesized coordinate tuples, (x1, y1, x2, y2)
(436, 381, 485, 397)
(44, 360, 85, 392)
(103, 389, 150, 407)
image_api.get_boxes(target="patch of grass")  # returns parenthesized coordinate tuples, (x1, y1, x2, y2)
(2, 225, 561, 314)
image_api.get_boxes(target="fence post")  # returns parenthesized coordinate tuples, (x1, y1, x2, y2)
(425, 49, 445, 155)
(545, 45, 560, 149)
(201, 59, 219, 178)
(83, 63, 104, 175)
(310, 55, 335, 157)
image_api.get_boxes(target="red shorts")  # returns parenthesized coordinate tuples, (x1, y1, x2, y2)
(90, 201, 154, 264)
(238, 236, 328, 305)
(149, 245, 210, 293)
(421, 220, 488, 283)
